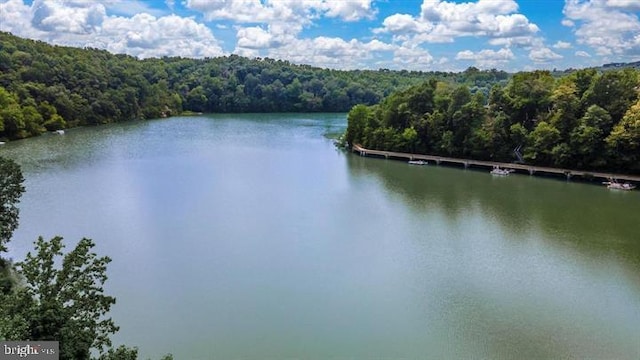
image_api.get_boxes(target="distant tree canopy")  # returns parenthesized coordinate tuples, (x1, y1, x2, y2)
(0, 32, 508, 141)
(345, 68, 640, 174)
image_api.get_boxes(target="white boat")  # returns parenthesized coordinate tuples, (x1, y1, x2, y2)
(603, 178, 636, 191)
(55, 130, 65, 135)
(408, 160, 427, 165)
(490, 166, 512, 176)
(0, 141, 5, 145)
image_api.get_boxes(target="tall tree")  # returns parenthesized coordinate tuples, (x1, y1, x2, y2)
(345, 104, 369, 146)
(525, 121, 561, 164)
(0, 157, 25, 253)
(570, 105, 611, 168)
(606, 99, 640, 171)
(582, 69, 639, 124)
(505, 70, 554, 127)
(549, 79, 579, 139)
(16, 236, 119, 360)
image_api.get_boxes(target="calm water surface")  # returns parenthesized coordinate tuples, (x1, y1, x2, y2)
(2, 114, 640, 359)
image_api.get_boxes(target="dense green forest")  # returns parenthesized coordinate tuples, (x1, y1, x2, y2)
(0, 32, 508, 140)
(345, 68, 640, 174)
(3, 30, 638, 174)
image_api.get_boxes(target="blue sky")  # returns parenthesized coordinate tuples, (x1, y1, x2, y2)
(1, 0, 640, 71)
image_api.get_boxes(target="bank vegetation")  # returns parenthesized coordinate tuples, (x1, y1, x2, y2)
(345, 69, 640, 174)
(0, 32, 507, 141)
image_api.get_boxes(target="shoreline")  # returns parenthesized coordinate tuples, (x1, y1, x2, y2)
(351, 144, 640, 186)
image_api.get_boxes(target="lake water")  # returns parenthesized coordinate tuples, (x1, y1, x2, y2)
(2, 114, 640, 359)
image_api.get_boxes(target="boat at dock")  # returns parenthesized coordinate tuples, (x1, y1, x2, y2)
(408, 160, 427, 165)
(490, 166, 513, 176)
(603, 178, 636, 191)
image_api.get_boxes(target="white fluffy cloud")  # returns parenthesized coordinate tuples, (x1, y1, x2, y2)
(576, 50, 591, 57)
(31, 0, 106, 34)
(553, 41, 572, 49)
(219, 0, 392, 69)
(370, 0, 550, 70)
(0, 0, 224, 58)
(323, 0, 376, 21)
(378, 14, 432, 34)
(529, 47, 563, 62)
(606, 0, 640, 11)
(185, 0, 375, 23)
(456, 47, 514, 68)
(101, 14, 223, 58)
(185, 0, 276, 23)
(391, 45, 435, 70)
(0, 0, 39, 37)
(236, 26, 279, 49)
(377, 0, 539, 44)
(563, 0, 640, 56)
(456, 48, 514, 60)
(261, 36, 395, 70)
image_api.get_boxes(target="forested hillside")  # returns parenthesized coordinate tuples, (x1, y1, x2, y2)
(0, 32, 508, 140)
(345, 69, 640, 174)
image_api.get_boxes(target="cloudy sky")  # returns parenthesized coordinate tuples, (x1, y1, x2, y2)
(1, 0, 639, 71)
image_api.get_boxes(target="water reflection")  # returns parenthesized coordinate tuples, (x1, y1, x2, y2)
(346, 154, 640, 271)
(345, 153, 640, 359)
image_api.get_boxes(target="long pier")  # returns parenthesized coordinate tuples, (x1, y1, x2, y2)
(352, 144, 640, 184)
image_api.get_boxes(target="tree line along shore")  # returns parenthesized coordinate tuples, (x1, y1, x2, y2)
(0, 31, 506, 141)
(1, 31, 638, 175)
(345, 68, 640, 175)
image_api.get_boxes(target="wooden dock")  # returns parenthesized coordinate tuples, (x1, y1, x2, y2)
(352, 144, 640, 184)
